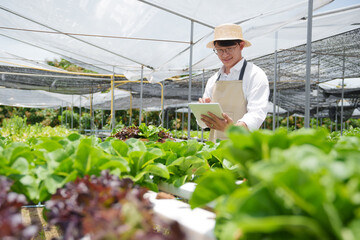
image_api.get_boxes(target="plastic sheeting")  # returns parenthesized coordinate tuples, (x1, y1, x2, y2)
(0, 0, 333, 82)
(319, 78, 360, 90)
(0, 88, 130, 109)
(0, 50, 66, 71)
(0, 87, 190, 111)
(319, 78, 360, 98)
(247, 5, 360, 59)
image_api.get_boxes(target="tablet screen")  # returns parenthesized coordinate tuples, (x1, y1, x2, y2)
(188, 103, 223, 128)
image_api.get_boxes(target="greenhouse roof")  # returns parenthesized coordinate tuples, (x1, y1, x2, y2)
(0, 0, 359, 120)
(0, 0, 334, 82)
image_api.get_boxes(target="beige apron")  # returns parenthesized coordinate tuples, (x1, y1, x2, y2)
(209, 60, 248, 142)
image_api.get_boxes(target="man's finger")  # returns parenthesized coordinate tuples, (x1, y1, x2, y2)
(222, 113, 231, 121)
(201, 118, 212, 128)
(207, 111, 223, 120)
(203, 98, 211, 103)
(201, 114, 211, 121)
(222, 113, 234, 124)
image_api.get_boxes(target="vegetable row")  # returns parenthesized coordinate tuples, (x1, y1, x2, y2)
(0, 132, 217, 203)
(1, 125, 360, 239)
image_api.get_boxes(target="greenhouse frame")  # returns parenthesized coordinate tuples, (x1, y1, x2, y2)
(1, 0, 360, 239)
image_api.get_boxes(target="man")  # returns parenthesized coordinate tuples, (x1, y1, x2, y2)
(199, 23, 269, 142)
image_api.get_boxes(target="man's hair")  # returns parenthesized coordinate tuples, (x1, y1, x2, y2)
(214, 40, 242, 47)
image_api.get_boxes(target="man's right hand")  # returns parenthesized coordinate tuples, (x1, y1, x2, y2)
(198, 97, 211, 103)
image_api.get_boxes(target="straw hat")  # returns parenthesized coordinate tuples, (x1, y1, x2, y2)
(206, 23, 251, 48)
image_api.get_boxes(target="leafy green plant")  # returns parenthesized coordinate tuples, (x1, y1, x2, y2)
(110, 122, 125, 133)
(190, 126, 360, 240)
(112, 124, 173, 142)
(100, 137, 169, 191)
(0, 116, 75, 142)
(47, 58, 98, 73)
(1, 115, 27, 136)
(60, 110, 79, 128)
(170, 129, 210, 140)
(328, 127, 360, 142)
(149, 139, 212, 187)
(1, 131, 197, 201)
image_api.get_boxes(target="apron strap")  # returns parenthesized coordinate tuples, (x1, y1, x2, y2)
(216, 59, 247, 81)
(238, 59, 247, 80)
(216, 73, 221, 81)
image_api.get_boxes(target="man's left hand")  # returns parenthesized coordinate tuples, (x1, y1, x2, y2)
(201, 112, 234, 131)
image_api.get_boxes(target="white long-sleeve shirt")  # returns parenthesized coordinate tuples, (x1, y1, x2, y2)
(203, 59, 269, 131)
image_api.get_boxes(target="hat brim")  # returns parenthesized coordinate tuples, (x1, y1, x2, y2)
(206, 38, 251, 48)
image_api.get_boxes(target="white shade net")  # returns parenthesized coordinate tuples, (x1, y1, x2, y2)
(0, 0, 335, 82)
(0, 88, 130, 109)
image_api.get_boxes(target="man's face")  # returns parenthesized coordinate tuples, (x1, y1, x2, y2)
(214, 41, 244, 70)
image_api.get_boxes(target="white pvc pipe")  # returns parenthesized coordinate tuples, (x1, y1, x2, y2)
(79, 95, 82, 130)
(273, 31, 278, 131)
(201, 69, 204, 142)
(187, 21, 194, 139)
(305, 0, 314, 128)
(340, 49, 345, 135)
(139, 65, 144, 126)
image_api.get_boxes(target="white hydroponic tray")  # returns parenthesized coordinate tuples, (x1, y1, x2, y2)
(145, 191, 216, 240)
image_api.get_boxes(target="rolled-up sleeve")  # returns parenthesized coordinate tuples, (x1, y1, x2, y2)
(238, 68, 269, 131)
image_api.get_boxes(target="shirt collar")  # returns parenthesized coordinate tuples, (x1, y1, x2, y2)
(219, 58, 245, 75)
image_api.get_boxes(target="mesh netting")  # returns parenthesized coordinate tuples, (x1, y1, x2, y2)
(0, 29, 359, 120)
(252, 28, 360, 117)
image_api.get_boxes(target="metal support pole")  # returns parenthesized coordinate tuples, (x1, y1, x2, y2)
(162, 83, 165, 127)
(101, 110, 104, 129)
(316, 57, 320, 128)
(295, 115, 297, 130)
(79, 95, 82, 131)
(201, 69, 205, 142)
(90, 88, 94, 132)
(305, 0, 314, 128)
(111, 68, 115, 131)
(71, 95, 74, 129)
(335, 111, 338, 132)
(187, 20, 194, 139)
(158, 110, 160, 126)
(129, 94, 132, 126)
(88, 108, 90, 132)
(277, 64, 281, 128)
(287, 112, 289, 130)
(182, 111, 184, 137)
(277, 90, 280, 128)
(139, 65, 144, 126)
(166, 109, 169, 129)
(340, 48, 345, 136)
(175, 107, 177, 127)
(273, 31, 278, 131)
(61, 103, 63, 126)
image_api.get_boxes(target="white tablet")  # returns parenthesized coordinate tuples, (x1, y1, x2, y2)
(188, 103, 223, 128)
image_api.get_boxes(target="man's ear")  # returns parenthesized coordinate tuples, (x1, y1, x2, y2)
(239, 41, 245, 50)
